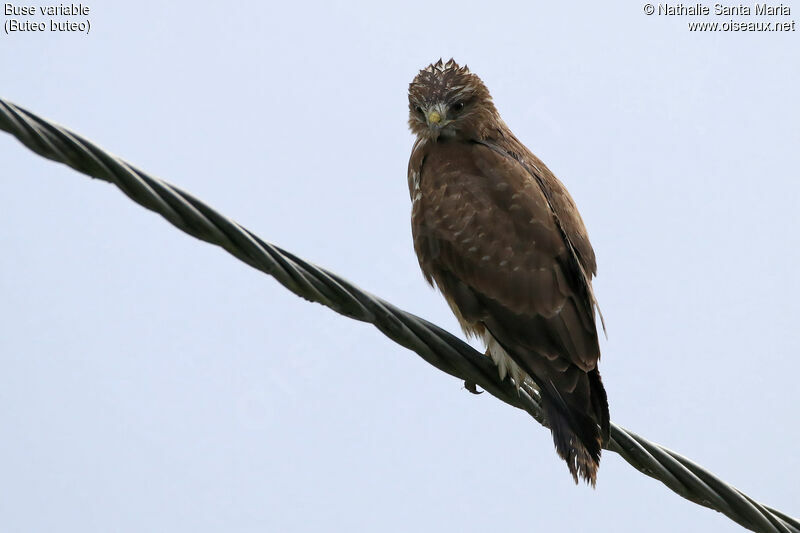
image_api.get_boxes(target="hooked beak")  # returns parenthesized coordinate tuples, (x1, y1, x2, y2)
(424, 105, 447, 138)
(427, 110, 442, 126)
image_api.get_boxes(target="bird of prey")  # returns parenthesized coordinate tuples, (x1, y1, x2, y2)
(407, 59, 609, 485)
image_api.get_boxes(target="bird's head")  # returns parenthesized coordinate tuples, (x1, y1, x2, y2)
(408, 59, 499, 141)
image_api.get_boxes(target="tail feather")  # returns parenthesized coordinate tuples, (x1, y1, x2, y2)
(589, 369, 610, 444)
(539, 369, 609, 486)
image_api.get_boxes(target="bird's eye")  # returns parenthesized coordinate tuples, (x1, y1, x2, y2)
(452, 101, 465, 112)
(414, 106, 423, 114)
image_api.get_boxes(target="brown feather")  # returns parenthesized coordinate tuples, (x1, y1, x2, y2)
(408, 60, 610, 485)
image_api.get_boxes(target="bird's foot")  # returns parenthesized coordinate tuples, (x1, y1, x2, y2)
(464, 380, 483, 394)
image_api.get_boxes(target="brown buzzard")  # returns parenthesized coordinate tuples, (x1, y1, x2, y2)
(407, 59, 610, 485)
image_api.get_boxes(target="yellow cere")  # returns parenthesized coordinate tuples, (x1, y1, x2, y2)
(427, 111, 442, 124)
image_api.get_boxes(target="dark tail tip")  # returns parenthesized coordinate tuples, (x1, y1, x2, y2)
(541, 370, 609, 486)
(544, 398, 601, 486)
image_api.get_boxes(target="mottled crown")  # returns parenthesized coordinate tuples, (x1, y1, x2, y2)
(408, 59, 490, 109)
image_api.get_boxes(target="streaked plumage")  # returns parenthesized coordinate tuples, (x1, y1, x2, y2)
(407, 59, 610, 485)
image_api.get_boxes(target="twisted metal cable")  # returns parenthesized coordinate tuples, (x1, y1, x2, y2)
(1, 97, 797, 533)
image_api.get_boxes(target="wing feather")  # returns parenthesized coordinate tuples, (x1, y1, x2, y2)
(411, 141, 599, 372)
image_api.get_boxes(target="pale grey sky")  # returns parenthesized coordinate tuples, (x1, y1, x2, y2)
(1, 1, 798, 531)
